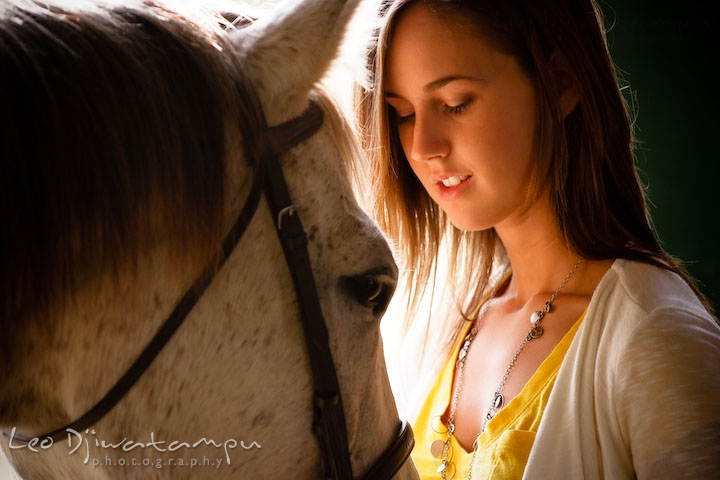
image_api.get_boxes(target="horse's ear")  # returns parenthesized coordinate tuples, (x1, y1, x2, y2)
(232, 0, 361, 123)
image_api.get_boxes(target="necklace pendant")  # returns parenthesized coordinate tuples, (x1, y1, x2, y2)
(530, 310, 544, 325)
(493, 392, 504, 410)
(458, 348, 467, 361)
(529, 325, 544, 339)
(485, 408, 495, 429)
(430, 439, 445, 458)
(436, 460, 448, 473)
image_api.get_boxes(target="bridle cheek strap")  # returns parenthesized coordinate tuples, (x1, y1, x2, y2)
(261, 102, 354, 479)
(262, 102, 414, 480)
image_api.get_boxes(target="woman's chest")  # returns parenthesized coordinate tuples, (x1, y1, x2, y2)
(445, 309, 578, 453)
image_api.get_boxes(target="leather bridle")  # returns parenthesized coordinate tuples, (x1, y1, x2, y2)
(4, 100, 414, 479)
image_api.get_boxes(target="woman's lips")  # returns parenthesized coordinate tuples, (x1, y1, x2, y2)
(436, 175, 472, 201)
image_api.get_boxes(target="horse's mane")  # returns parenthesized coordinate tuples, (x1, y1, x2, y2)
(0, 1, 264, 341)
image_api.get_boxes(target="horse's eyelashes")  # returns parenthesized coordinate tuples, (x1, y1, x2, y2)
(343, 274, 395, 316)
(366, 277, 383, 302)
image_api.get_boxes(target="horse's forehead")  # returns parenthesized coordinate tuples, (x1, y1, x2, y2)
(284, 127, 351, 215)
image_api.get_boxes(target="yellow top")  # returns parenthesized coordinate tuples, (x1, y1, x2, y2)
(411, 310, 585, 480)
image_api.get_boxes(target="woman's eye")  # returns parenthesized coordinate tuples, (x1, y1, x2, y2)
(386, 104, 415, 125)
(444, 99, 472, 115)
(395, 112, 415, 125)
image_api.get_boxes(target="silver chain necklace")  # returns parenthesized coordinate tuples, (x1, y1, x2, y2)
(432, 260, 582, 479)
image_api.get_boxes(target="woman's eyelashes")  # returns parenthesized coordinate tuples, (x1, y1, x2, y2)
(385, 104, 414, 124)
(443, 98, 473, 115)
(395, 111, 415, 124)
(389, 98, 473, 125)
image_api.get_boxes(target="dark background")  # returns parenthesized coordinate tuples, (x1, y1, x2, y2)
(599, 1, 719, 311)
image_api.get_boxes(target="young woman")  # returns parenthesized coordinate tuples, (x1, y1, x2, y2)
(357, 0, 720, 478)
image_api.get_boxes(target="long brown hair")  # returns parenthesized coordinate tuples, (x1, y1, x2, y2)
(0, 2, 263, 344)
(358, 0, 714, 362)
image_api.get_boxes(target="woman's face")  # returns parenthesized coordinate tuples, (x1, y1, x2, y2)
(384, 3, 538, 232)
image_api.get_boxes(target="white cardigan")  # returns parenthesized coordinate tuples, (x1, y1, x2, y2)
(524, 259, 720, 479)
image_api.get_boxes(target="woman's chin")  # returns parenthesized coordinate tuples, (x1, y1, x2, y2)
(445, 213, 495, 233)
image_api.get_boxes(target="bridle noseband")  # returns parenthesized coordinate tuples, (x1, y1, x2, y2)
(4, 101, 413, 479)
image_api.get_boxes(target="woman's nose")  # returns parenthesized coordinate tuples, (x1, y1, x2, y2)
(408, 113, 450, 163)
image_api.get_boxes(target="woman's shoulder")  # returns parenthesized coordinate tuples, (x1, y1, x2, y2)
(600, 258, 713, 321)
(580, 258, 719, 363)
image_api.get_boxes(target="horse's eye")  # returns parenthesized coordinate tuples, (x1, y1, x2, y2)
(344, 274, 395, 317)
(366, 277, 383, 302)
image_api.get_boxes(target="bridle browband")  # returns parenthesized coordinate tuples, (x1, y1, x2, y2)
(4, 101, 413, 479)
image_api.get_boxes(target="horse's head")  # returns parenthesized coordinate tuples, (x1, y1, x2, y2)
(0, 0, 417, 478)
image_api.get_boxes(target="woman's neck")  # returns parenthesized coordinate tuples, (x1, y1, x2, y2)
(494, 193, 612, 309)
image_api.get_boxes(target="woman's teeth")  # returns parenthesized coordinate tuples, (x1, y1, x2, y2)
(441, 175, 469, 187)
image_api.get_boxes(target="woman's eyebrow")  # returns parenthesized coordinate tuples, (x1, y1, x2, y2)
(385, 74, 483, 98)
(424, 74, 481, 91)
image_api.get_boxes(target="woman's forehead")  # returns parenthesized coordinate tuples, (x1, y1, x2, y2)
(384, 5, 515, 96)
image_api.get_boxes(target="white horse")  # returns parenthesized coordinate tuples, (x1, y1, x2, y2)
(0, 0, 418, 478)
